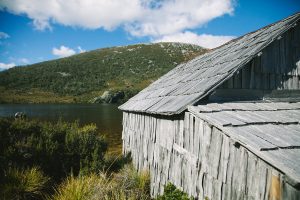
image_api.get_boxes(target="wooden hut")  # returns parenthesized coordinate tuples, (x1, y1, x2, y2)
(119, 12, 300, 199)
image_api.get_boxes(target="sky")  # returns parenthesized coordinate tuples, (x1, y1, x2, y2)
(0, 0, 299, 70)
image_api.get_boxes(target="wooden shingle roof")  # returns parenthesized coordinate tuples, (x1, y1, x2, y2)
(119, 13, 300, 115)
(188, 102, 300, 186)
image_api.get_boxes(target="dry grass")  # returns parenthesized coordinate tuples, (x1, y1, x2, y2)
(0, 88, 75, 103)
(50, 164, 150, 200)
(0, 167, 50, 200)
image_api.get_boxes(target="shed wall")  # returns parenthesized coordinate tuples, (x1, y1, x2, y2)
(218, 23, 300, 95)
(122, 111, 300, 199)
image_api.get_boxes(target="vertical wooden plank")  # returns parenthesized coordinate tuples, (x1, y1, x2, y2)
(228, 77, 234, 89)
(250, 60, 256, 89)
(276, 74, 283, 90)
(282, 182, 300, 200)
(179, 119, 184, 147)
(246, 152, 259, 200)
(212, 178, 223, 200)
(220, 135, 230, 183)
(255, 72, 262, 90)
(270, 74, 276, 89)
(242, 63, 251, 89)
(193, 117, 200, 156)
(263, 73, 270, 90)
(234, 71, 242, 89)
(202, 122, 212, 174)
(210, 128, 223, 179)
(198, 119, 205, 160)
(184, 112, 190, 149)
(189, 114, 194, 152)
(268, 170, 282, 200)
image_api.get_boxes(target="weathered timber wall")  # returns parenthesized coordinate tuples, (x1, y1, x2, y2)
(219, 22, 300, 91)
(122, 111, 300, 199)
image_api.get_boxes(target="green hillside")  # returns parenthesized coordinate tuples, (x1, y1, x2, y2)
(0, 42, 206, 103)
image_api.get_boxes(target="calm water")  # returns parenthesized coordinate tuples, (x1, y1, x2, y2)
(0, 104, 123, 153)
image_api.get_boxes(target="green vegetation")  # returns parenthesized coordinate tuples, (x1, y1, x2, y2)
(0, 42, 206, 103)
(0, 117, 150, 199)
(0, 118, 107, 181)
(156, 183, 193, 200)
(1, 167, 50, 200)
(51, 165, 150, 200)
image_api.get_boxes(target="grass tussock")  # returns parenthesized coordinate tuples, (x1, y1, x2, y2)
(51, 164, 150, 200)
(0, 167, 50, 200)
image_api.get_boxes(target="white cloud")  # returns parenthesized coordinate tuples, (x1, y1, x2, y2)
(0, 0, 235, 37)
(126, 0, 234, 37)
(52, 45, 87, 58)
(0, 0, 143, 31)
(0, 62, 15, 70)
(52, 45, 76, 58)
(77, 46, 86, 53)
(19, 58, 30, 64)
(0, 32, 10, 39)
(33, 19, 52, 31)
(154, 31, 235, 49)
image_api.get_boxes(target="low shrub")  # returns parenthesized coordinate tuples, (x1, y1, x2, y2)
(0, 118, 107, 181)
(156, 183, 193, 200)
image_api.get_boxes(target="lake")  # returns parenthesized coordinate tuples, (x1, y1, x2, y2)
(0, 104, 123, 154)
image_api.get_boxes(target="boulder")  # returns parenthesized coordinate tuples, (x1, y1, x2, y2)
(110, 91, 125, 103)
(90, 90, 125, 103)
(100, 91, 113, 103)
(15, 112, 27, 119)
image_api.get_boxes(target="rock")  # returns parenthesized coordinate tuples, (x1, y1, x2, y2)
(15, 112, 27, 119)
(90, 90, 125, 104)
(100, 91, 113, 103)
(110, 91, 125, 103)
(90, 96, 102, 103)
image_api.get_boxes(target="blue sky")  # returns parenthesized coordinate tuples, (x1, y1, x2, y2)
(0, 0, 299, 69)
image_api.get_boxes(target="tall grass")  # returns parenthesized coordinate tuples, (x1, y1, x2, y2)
(0, 167, 50, 200)
(114, 164, 150, 198)
(50, 174, 102, 200)
(51, 164, 150, 200)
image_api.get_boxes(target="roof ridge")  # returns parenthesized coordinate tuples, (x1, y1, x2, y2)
(211, 12, 300, 51)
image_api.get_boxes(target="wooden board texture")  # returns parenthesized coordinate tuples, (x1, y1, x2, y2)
(188, 102, 300, 188)
(122, 103, 300, 199)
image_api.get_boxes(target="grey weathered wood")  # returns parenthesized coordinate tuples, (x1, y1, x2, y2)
(221, 20, 300, 98)
(121, 106, 300, 199)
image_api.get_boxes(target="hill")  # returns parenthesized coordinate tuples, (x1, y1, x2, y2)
(0, 42, 207, 103)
